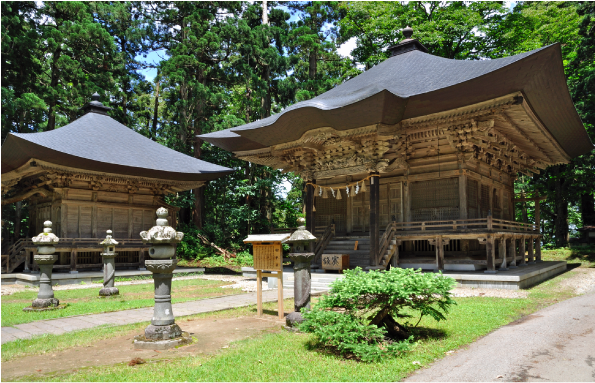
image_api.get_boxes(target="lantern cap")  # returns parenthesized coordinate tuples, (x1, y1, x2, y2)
(100, 229, 119, 246)
(283, 218, 316, 244)
(32, 220, 59, 245)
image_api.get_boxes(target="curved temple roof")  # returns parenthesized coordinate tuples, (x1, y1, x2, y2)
(2, 111, 233, 182)
(199, 43, 593, 159)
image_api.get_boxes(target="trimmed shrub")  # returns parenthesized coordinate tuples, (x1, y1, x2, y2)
(299, 267, 456, 362)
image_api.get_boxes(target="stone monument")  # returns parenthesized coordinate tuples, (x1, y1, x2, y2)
(283, 217, 317, 327)
(134, 207, 191, 349)
(99, 230, 119, 296)
(23, 221, 62, 311)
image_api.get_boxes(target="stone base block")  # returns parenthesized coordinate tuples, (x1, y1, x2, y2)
(144, 324, 182, 340)
(32, 298, 60, 308)
(133, 331, 192, 350)
(286, 311, 305, 327)
(99, 287, 119, 296)
(23, 303, 66, 312)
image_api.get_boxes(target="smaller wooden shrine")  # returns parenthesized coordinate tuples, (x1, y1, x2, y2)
(1, 93, 232, 273)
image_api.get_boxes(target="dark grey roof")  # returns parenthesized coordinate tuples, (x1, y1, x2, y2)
(2, 112, 233, 182)
(200, 44, 593, 158)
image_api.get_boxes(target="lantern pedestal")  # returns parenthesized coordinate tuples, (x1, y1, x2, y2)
(134, 208, 190, 350)
(99, 230, 119, 296)
(282, 218, 318, 328)
(24, 221, 63, 312)
(99, 253, 119, 296)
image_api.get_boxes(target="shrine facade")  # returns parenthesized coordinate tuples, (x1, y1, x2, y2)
(1, 93, 231, 273)
(200, 28, 593, 273)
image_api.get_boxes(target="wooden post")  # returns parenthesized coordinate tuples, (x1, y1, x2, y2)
(257, 269, 263, 316)
(485, 235, 496, 273)
(519, 236, 527, 266)
(435, 236, 444, 271)
(508, 236, 518, 268)
(306, 180, 316, 235)
(139, 249, 146, 270)
(70, 249, 77, 273)
(404, 181, 411, 223)
(277, 269, 284, 319)
(487, 211, 493, 231)
(528, 237, 535, 264)
(498, 237, 508, 271)
(459, 171, 468, 220)
(391, 240, 400, 268)
(369, 173, 380, 266)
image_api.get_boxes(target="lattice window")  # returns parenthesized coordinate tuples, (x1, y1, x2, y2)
(116, 251, 139, 264)
(445, 240, 461, 252)
(411, 178, 459, 221)
(413, 240, 435, 252)
(77, 251, 100, 265)
(316, 195, 347, 234)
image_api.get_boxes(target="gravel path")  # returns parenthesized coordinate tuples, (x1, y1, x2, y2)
(405, 288, 595, 382)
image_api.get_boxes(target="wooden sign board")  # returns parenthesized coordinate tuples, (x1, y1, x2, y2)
(244, 234, 290, 319)
(322, 254, 350, 272)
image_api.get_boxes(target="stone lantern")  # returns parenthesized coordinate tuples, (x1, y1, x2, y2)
(283, 217, 317, 326)
(99, 230, 119, 296)
(135, 207, 190, 349)
(24, 221, 61, 311)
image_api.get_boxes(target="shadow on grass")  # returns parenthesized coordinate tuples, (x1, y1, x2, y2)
(567, 248, 595, 267)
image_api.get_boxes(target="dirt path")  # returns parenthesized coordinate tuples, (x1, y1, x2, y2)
(2, 315, 285, 381)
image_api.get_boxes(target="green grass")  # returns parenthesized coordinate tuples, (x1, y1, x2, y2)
(542, 247, 595, 268)
(4, 251, 587, 382)
(1, 298, 296, 362)
(1, 278, 244, 327)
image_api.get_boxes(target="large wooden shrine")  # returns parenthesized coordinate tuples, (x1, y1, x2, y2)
(1, 93, 231, 273)
(200, 28, 593, 273)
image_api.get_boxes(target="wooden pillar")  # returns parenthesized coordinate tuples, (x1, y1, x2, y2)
(139, 249, 146, 270)
(70, 249, 77, 273)
(305, 180, 316, 235)
(404, 181, 411, 223)
(256, 269, 263, 316)
(435, 236, 445, 271)
(519, 236, 527, 266)
(528, 237, 535, 264)
(508, 236, 518, 268)
(391, 240, 401, 268)
(459, 171, 467, 220)
(369, 173, 380, 266)
(485, 235, 496, 273)
(498, 237, 508, 271)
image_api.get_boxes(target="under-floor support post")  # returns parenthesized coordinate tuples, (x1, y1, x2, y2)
(519, 236, 527, 266)
(508, 236, 518, 268)
(485, 235, 496, 274)
(499, 237, 508, 271)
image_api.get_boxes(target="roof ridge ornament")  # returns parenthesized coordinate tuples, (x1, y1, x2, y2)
(388, 26, 429, 57)
(81, 91, 112, 115)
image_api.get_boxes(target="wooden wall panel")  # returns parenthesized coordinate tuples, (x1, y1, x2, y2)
(143, 210, 155, 230)
(67, 206, 79, 237)
(97, 207, 112, 235)
(79, 206, 93, 238)
(113, 208, 129, 239)
(132, 210, 144, 238)
(467, 179, 479, 219)
(134, 195, 153, 205)
(98, 192, 128, 204)
(68, 189, 92, 201)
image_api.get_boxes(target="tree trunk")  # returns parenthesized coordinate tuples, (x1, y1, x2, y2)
(151, 81, 160, 141)
(581, 193, 595, 226)
(309, 48, 317, 82)
(553, 165, 569, 247)
(47, 48, 62, 131)
(381, 314, 410, 341)
(193, 186, 206, 229)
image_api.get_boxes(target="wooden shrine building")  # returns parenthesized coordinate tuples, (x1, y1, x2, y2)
(200, 28, 593, 273)
(1, 93, 231, 273)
